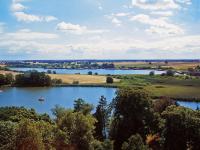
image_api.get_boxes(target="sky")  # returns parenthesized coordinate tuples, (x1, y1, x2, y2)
(0, 0, 200, 60)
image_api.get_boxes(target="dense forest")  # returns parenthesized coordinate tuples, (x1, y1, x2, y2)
(0, 88, 199, 150)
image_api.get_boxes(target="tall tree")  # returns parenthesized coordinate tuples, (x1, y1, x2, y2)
(162, 106, 200, 150)
(94, 96, 110, 140)
(110, 88, 159, 150)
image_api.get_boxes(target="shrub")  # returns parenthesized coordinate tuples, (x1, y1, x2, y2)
(166, 70, 175, 76)
(88, 71, 93, 75)
(106, 77, 113, 84)
(149, 71, 155, 76)
(73, 80, 79, 84)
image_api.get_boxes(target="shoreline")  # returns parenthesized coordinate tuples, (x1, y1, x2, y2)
(1, 84, 200, 102)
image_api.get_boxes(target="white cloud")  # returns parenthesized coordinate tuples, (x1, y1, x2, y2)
(0, 23, 5, 33)
(56, 22, 107, 34)
(0, 29, 59, 41)
(13, 12, 57, 22)
(14, 12, 42, 22)
(11, 3, 26, 12)
(11, 0, 58, 23)
(111, 18, 122, 26)
(130, 14, 184, 35)
(132, 0, 180, 10)
(150, 11, 173, 17)
(45, 16, 58, 22)
(114, 13, 130, 17)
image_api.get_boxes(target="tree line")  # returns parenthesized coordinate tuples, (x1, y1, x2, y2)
(0, 88, 199, 150)
(0, 71, 62, 87)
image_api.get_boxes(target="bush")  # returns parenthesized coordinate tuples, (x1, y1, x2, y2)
(51, 79, 62, 84)
(106, 77, 113, 84)
(73, 80, 79, 84)
(88, 71, 93, 75)
(149, 71, 155, 76)
(121, 134, 148, 150)
(166, 70, 175, 76)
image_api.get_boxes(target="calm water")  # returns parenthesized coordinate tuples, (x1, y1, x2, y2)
(177, 101, 200, 110)
(0, 87, 198, 116)
(10, 67, 165, 75)
(0, 87, 116, 115)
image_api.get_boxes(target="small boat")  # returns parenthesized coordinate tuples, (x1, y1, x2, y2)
(38, 97, 45, 102)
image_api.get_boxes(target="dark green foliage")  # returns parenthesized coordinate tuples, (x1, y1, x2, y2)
(47, 70, 52, 74)
(16, 119, 45, 150)
(162, 106, 200, 150)
(0, 73, 14, 86)
(121, 134, 148, 150)
(149, 71, 155, 76)
(88, 71, 93, 75)
(91, 140, 114, 150)
(56, 110, 96, 150)
(106, 76, 113, 84)
(166, 70, 175, 76)
(0, 121, 17, 150)
(110, 88, 159, 150)
(74, 98, 94, 115)
(0, 106, 51, 123)
(15, 71, 51, 86)
(102, 63, 115, 69)
(94, 96, 110, 140)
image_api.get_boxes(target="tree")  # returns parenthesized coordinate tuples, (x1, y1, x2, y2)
(0, 74, 5, 86)
(161, 106, 200, 150)
(0, 121, 17, 150)
(149, 71, 155, 76)
(166, 70, 174, 76)
(153, 97, 177, 113)
(91, 140, 113, 150)
(88, 71, 93, 75)
(5, 73, 14, 84)
(94, 96, 110, 140)
(74, 98, 93, 115)
(106, 77, 113, 84)
(121, 134, 148, 150)
(110, 88, 159, 150)
(56, 110, 96, 150)
(15, 71, 51, 86)
(16, 119, 45, 150)
(47, 70, 52, 74)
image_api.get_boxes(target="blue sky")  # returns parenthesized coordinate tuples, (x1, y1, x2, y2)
(0, 0, 200, 60)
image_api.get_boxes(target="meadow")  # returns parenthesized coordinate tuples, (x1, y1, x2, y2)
(114, 75, 200, 101)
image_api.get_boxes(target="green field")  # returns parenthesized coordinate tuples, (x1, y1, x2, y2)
(113, 75, 200, 101)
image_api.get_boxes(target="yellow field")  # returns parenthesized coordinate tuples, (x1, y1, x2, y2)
(49, 74, 120, 84)
(0, 70, 19, 76)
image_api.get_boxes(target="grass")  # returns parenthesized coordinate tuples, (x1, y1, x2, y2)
(49, 74, 120, 84)
(114, 74, 200, 100)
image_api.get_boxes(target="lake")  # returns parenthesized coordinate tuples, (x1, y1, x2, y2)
(9, 67, 165, 75)
(0, 87, 198, 116)
(177, 101, 200, 110)
(0, 87, 116, 115)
